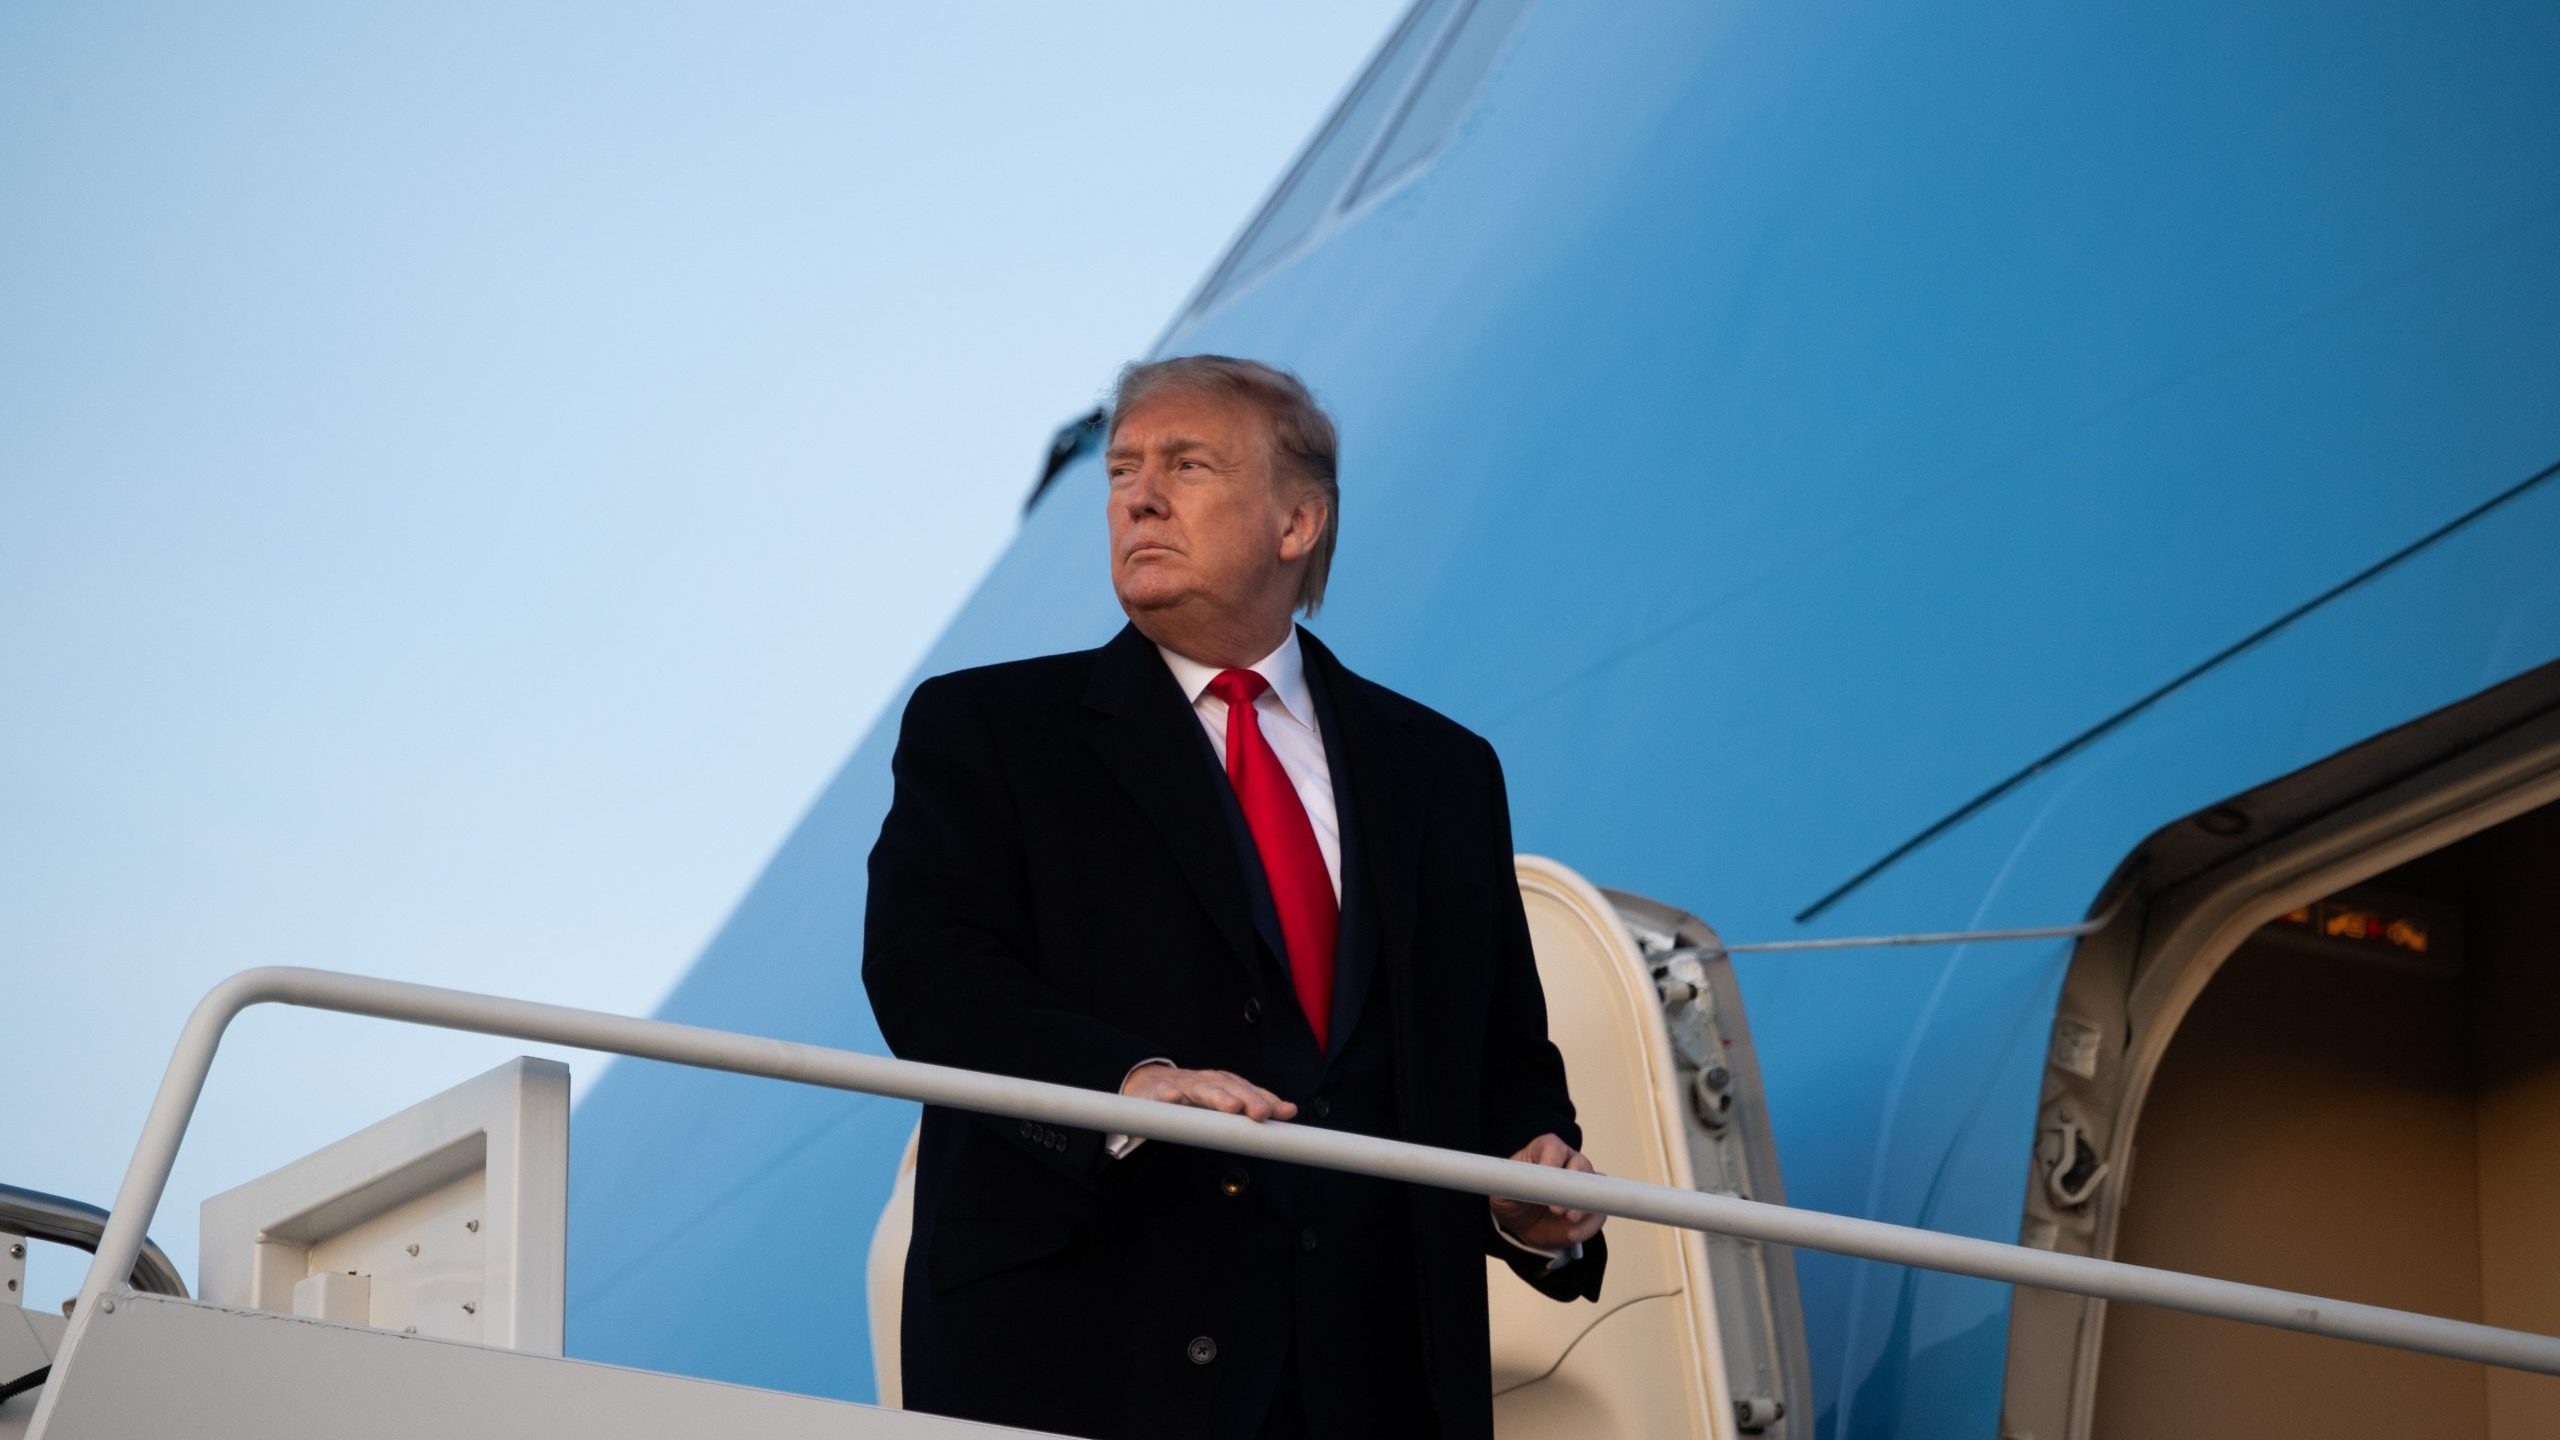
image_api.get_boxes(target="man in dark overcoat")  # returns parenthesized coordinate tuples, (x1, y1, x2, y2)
(864, 355, 1607, 1439)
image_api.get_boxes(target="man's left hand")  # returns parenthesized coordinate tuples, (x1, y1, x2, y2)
(1489, 1133, 1606, 1250)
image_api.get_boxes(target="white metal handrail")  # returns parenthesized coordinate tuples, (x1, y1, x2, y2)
(32, 965, 2560, 1436)
(0, 1182, 187, 1299)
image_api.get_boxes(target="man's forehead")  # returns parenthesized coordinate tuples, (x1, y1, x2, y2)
(1105, 428, 1225, 459)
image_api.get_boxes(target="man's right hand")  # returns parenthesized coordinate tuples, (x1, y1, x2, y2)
(1120, 1062, 1298, 1122)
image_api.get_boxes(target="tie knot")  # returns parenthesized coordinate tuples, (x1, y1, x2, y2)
(1207, 668, 1269, 708)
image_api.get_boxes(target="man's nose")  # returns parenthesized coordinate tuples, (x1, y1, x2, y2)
(1121, 464, 1171, 516)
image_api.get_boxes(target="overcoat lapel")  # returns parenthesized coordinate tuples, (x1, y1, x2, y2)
(1079, 624, 1264, 981)
(1300, 628, 1430, 1041)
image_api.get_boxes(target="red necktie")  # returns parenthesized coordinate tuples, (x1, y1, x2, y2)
(1206, 668, 1337, 1048)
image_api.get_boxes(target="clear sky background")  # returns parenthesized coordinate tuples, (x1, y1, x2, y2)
(1, 0, 1403, 1310)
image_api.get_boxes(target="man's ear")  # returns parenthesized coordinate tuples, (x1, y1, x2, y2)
(1278, 488, 1330, 562)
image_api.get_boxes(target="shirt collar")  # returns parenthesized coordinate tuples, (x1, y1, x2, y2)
(1156, 628, 1316, 733)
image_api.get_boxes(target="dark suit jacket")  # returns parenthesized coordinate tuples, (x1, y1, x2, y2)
(863, 623, 1605, 1439)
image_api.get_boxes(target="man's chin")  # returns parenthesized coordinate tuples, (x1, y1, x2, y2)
(1114, 582, 1190, 615)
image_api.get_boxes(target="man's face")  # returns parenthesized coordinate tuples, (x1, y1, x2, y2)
(1105, 388, 1318, 629)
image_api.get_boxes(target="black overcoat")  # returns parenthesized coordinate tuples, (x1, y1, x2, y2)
(863, 623, 1606, 1439)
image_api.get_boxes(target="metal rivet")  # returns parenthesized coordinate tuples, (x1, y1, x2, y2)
(98, 1296, 115, 1314)
(8, 1242, 23, 1259)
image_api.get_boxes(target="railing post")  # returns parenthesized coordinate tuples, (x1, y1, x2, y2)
(27, 970, 278, 1437)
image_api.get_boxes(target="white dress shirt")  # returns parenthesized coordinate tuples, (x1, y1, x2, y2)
(1153, 629, 1340, 901)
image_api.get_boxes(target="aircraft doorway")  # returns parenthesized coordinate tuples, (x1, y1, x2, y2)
(1999, 659, 2560, 1440)
(2091, 800, 2560, 1438)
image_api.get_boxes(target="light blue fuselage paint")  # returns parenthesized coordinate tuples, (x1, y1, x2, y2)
(564, 3, 2560, 1436)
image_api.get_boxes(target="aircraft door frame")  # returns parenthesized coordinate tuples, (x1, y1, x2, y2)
(2002, 662, 2560, 1440)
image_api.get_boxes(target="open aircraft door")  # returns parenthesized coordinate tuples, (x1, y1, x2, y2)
(1494, 857, 1810, 1439)
(867, 856, 1809, 1438)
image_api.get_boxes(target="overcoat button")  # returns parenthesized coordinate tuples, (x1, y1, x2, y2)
(1309, 1096, 1332, 1121)
(1187, 1335, 1217, 1365)
(1299, 1228, 1319, 1253)
(1242, 996, 1263, 1025)
(1219, 1167, 1249, 1197)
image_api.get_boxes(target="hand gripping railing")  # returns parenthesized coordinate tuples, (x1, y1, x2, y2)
(33, 966, 2560, 1436)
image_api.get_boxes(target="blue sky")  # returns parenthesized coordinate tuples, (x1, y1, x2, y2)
(0, 0, 1401, 1310)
